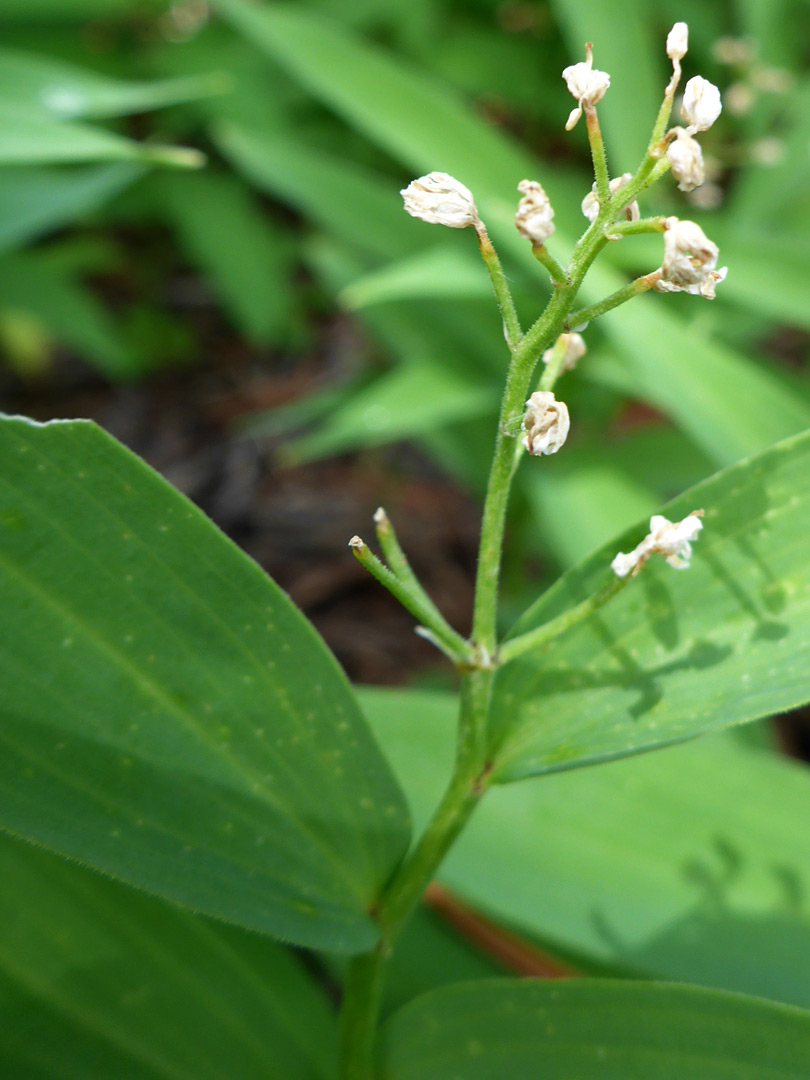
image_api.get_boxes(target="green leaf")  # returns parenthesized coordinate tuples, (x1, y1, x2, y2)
(0, 163, 144, 256)
(362, 686, 810, 1006)
(340, 246, 491, 310)
(0, 47, 224, 120)
(286, 357, 492, 463)
(491, 427, 810, 780)
(0, 831, 336, 1080)
(155, 169, 294, 345)
(382, 980, 810, 1079)
(0, 100, 203, 168)
(0, 416, 410, 952)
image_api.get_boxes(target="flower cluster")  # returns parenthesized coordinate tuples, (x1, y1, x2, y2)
(522, 392, 570, 455)
(662, 25, 723, 192)
(655, 217, 727, 299)
(400, 172, 480, 229)
(562, 43, 610, 130)
(611, 511, 704, 577)
(514, 179, 555, 245)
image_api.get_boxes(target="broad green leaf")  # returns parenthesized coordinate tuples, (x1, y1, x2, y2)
(382, 980, 810, 1079)
(0, 47, 223, 119)
(0, 163, 144, 256)
(0, 831, 335, 1080)
(361, 686, 810, 1006)
(155, 170, 294, 345)
(491, 427, 810, 780)
(216, 0, 810, 469)
(0, 416, 410, 952)
(0, 100, 202, 167)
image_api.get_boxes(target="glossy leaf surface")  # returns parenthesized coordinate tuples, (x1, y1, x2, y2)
(0, 832, 336, 1080)
(361, 686, 810, 1006)
(0, 416, 410, 952)
(492, 428, 810, 780)
(382, 980, 810, 1079)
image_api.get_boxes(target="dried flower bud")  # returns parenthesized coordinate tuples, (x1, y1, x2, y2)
(400, 171, 479, 229)
(581, 173, 640, 227)
(542, 332, 586, 373)
(681, 76, 722, 131)
(514, 179, 555, 244)
(611, 510, 704, 577)
(666, 128, 705, 191)
(666, 22, 689, 62)
(655, 217, 727, 299)
(522, 391, 570, 456)
(563, 44, 610, 130)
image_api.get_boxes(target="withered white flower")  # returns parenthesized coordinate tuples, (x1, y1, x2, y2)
(514, 179, 555, 244)
(581, 172, 640, 226)
(666, 128, 705, 191)
(611, 511, 704, 577)
(400, 172, 479, 229)
(522, 391, 570, 456)
(655, 217, 727, 299)
(666, 22, 689, 62)
(681, 76, 722, 131)
(563, 44, 610, 130)
(541, 332, 586, 373)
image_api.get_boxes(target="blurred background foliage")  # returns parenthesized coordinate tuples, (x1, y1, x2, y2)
(2, 0, 809, 675)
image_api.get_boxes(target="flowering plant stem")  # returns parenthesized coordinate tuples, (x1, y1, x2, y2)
(339, 199, 618, 1080)
(339, 26, 722, 1072)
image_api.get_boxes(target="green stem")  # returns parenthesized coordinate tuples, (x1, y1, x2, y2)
(605, 216, 667, 238)
(478, 226, 522, 350)
(585, 105, 610, 203)
(538, 333, 574, 392)
(472, 216, 611, 652)
(349, 537, 472, 663)
(337, 668, 493, 1080)
(372, 507, 450, 626)
(499, 575, 628, 664)
(567, 270, 662, 328)
(531, 242, 568, 285)
(339, 950, 386, 1080)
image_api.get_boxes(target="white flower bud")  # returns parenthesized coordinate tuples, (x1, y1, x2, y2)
(522, 391, 570, 456)
(681, 76, 722, 131)
(542, 332, 586, 372)
(400, 172, 479, 229)
(666, 128, 705, 191)
(611, 510, 704, 577)
(514, 179, 555, 244)
(581, 173, 639, 229)
(666, 23, 689, 62)
(655, 217, 727, 299)
(563, 44, 610, 129)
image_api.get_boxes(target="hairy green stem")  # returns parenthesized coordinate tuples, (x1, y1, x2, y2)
(349, 537, 472, 662)
(531, 242, 568, 285)
(585, 105, 610, 203)
(499, 575, 628, 664)
(337, 668, 493, 1080)
(472, 214, 611, 652)
(372, 507, 450, 628)
(478, 226, 522, 349)
(567, 270, 662, 328)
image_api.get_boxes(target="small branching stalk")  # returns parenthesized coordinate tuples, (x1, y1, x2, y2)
(342, 22, 725, 1079)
